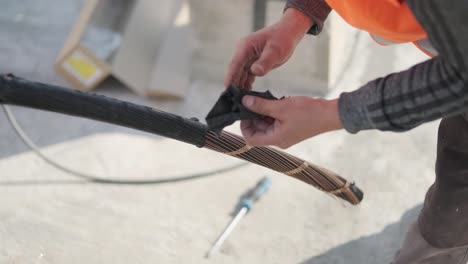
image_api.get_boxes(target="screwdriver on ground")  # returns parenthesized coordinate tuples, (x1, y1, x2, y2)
(206, 176, 272, 258)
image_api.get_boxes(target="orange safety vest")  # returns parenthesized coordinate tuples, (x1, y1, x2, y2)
(325, 0, 438, 57)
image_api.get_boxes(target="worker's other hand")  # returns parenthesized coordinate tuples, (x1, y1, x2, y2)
(224, 9, 313, 89)
(241, 96, 343, 149)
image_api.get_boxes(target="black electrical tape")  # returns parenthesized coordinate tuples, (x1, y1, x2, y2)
(205, 85, 283, 135)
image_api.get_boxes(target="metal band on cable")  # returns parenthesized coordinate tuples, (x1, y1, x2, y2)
(284, 162, 308, 176)
(225, 145, 252, 156)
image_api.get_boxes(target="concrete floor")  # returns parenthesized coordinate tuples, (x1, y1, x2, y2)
(0, 1, 442, 264)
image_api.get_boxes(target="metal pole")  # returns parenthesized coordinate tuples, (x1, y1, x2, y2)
(253, 0, 267, 31)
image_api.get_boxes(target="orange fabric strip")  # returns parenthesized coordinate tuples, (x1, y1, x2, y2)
(325, 0, 426, 43)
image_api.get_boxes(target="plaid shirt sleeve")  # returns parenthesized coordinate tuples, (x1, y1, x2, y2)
(338, 0, 468, 133)
(284, 0, 332, 35)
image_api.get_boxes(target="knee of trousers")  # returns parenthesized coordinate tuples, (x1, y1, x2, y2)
(435, 115, 468, 186)
(419, 115, 468, 248)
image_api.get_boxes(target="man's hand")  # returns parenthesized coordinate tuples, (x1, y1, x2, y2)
(224, 9, 313, 89)
(241, 96, 343, 149)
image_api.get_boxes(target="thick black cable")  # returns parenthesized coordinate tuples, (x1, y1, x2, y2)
(2, 104, 248, 184)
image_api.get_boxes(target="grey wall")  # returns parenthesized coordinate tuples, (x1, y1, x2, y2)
(189, 0, 330, 96)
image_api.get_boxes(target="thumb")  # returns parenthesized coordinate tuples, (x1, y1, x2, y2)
(250, 44, 279, 76)
(242, 96, 281, 117)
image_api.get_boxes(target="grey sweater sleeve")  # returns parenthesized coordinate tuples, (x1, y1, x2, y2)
(338, 0, 468, 133)
(284, 0, 331, 35)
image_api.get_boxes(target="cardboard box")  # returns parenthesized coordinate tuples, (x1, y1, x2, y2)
(55, 0, 191, 98)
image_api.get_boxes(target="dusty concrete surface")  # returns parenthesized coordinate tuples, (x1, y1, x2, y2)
(0, 125, 436, 264)
(0, 1, 442, 264)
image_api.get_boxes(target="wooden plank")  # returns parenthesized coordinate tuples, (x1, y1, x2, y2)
(56, 0, 99, 62)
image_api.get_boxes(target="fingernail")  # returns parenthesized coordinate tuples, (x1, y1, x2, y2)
(243, 96, 255, 107)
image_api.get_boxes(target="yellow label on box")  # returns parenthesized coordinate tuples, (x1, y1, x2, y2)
(67, 56, 98, 79)
(62, 49, 105, 87)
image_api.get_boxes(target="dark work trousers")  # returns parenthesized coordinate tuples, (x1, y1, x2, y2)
(393, 114, 468, 264)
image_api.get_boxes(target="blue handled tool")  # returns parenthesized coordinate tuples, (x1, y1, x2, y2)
(206, 176, 272, 258)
